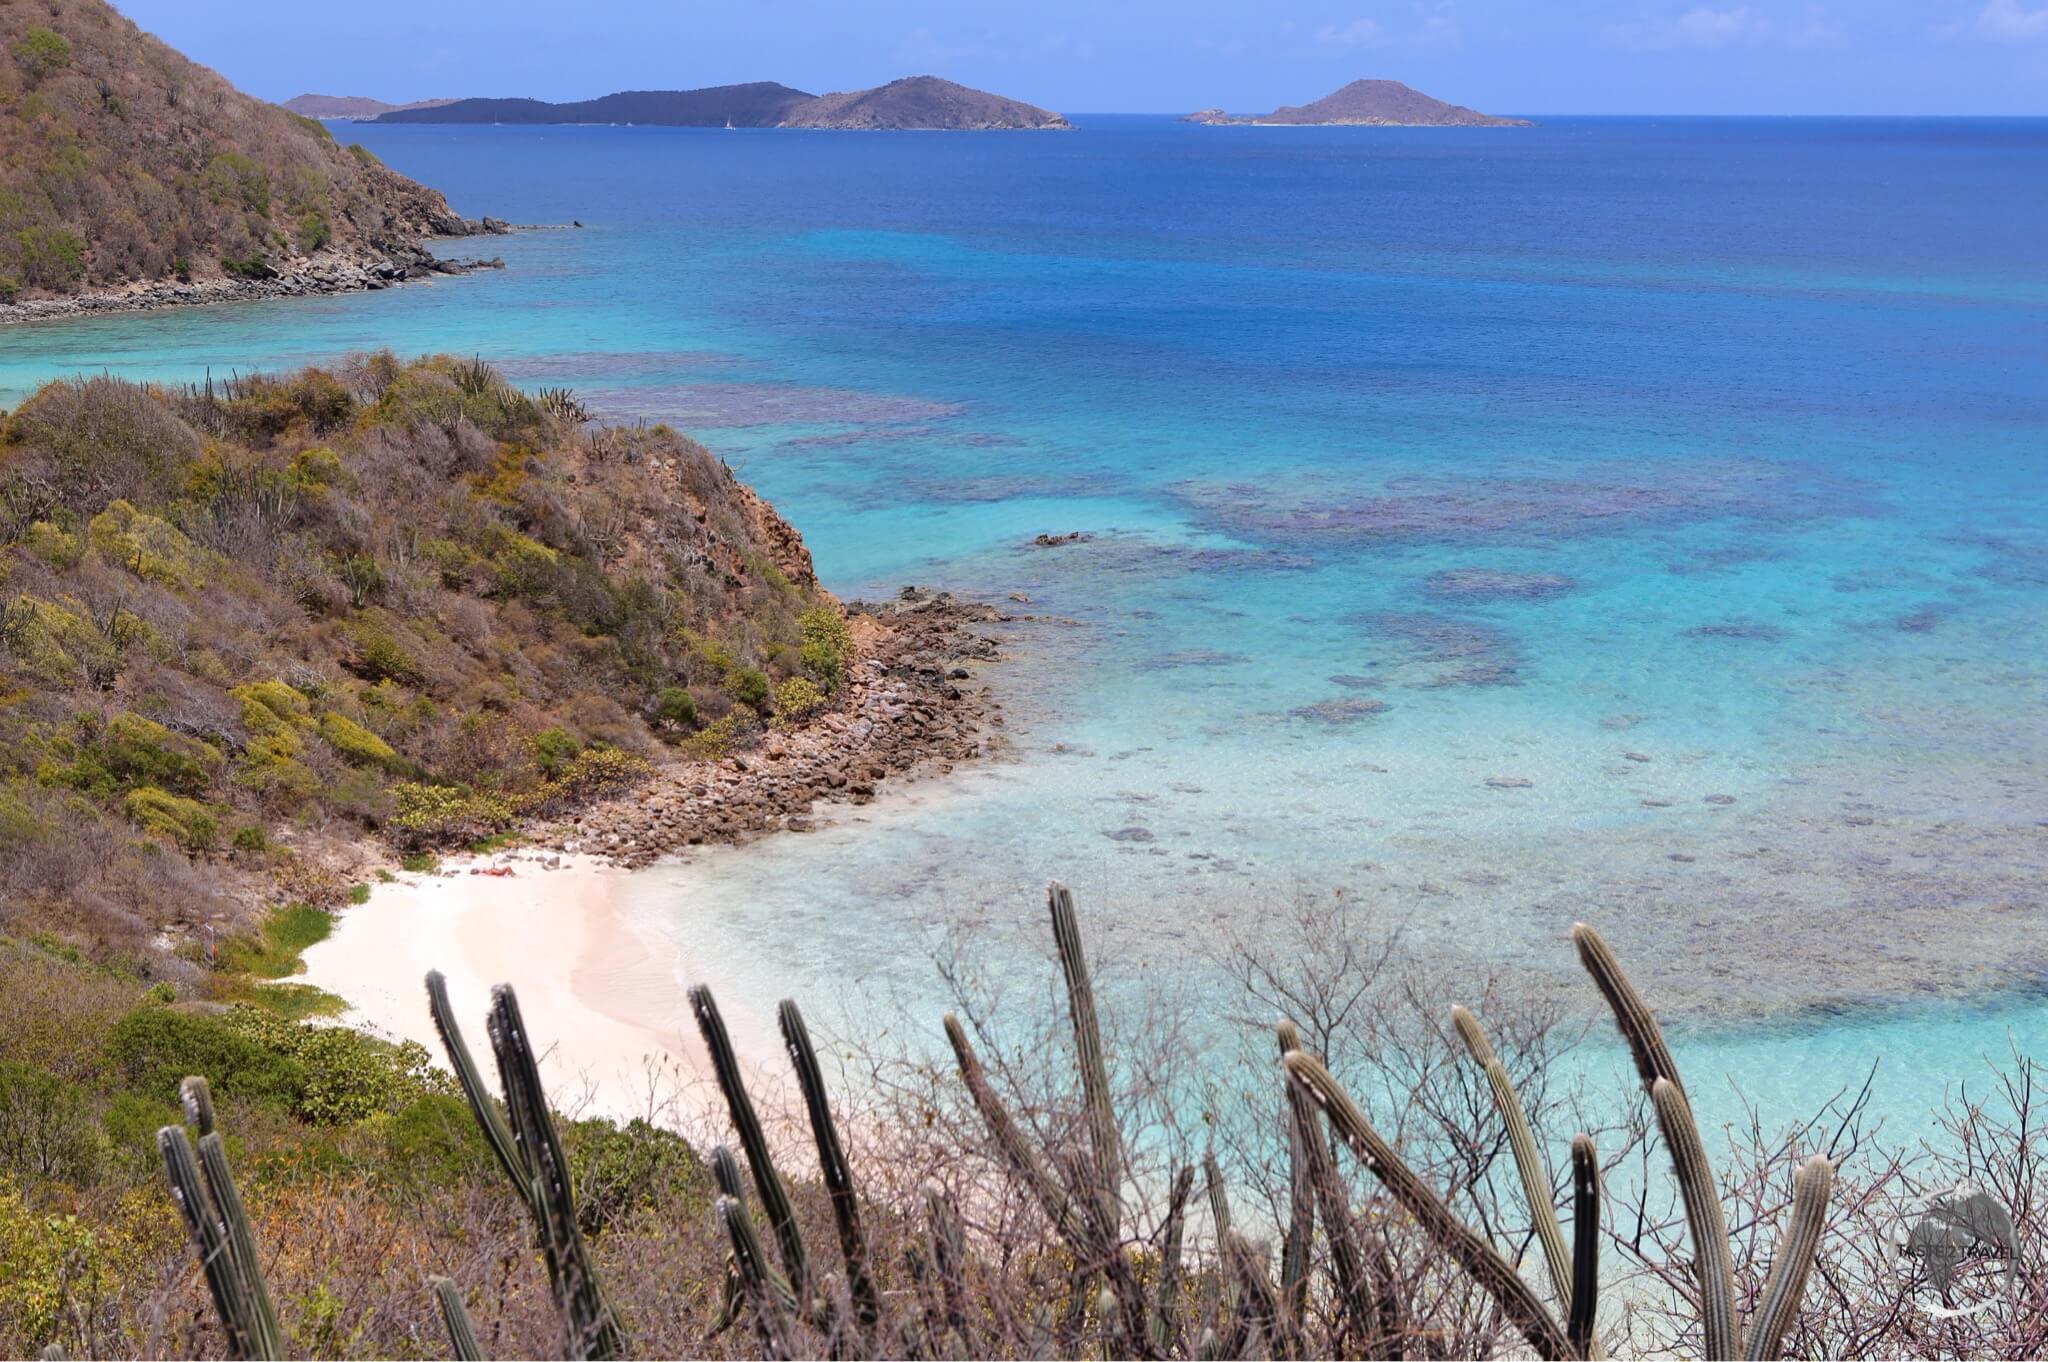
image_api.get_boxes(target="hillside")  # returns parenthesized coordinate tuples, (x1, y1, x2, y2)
(377, 76, 1069, 129)
(282, 94, 457, 119)
(1186, 79, 1529, 127)
(379, 82, 817, 127)
(0, 354, 857, 970)
(778, 75, 1070, 130)
(0, 0, 498, 312)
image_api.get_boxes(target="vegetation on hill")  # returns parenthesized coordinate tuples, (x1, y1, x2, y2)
(0, 353, 849, 977)
(379, 82, 818, 128)
(0, 0, 485, 300)
(378, 76, 1069, 130)
(280, 94, 456, 120)
(1185, 79, 1529, 127)
(776, 76, 1071, 130)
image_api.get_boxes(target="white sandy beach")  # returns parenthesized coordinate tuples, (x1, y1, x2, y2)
(298, 850, 717, 1125)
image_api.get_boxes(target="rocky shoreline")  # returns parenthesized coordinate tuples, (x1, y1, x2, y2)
(0, 232, 509, 326)
(537, 589, 1015, 868)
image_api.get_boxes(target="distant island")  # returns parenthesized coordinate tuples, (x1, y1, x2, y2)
(1185, 79, 1529, 128)
(282, 93, 458, 120)
(365, 75, 1070, 131)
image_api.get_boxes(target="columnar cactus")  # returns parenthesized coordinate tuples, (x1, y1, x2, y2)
(158, 1076, 281, 1360)
(426, 972, 623, 1359)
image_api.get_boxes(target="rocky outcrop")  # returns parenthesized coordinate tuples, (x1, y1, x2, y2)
(541, 591, 1015, 866)
(0, 245, 503, 323)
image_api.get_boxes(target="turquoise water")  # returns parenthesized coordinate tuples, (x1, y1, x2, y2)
(3, 116, 2043, 1139)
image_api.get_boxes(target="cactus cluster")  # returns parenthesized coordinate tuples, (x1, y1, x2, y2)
(153, 890, 1838, 1361)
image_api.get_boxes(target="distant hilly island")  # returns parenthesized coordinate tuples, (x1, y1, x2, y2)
(281, 93, 458, 119)
(1185, 79, 1528, 127)
(295, 76, 1071, 131)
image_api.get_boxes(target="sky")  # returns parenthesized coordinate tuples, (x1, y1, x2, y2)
(118, 1, 2048, 115)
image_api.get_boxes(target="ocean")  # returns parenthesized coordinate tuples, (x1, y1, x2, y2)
(4, 114, 2043, 1142)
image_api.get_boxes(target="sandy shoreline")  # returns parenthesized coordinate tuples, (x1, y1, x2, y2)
(298, 849, 714, 1124)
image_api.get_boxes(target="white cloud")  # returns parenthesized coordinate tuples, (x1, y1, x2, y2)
(1417, 0, 1463, 47)
(1978, 0, 2048, 39)
(1315, 18, 1387, 48)
(1606, 5, 1786, 51)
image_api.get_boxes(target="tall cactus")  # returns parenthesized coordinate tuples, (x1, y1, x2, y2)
(426, 972, 622, 1359)
(1650, 1079, 1739, 1359)
(1283, 1049, 1578, 1360)
(1452, 1005, 1574, 1311)
(690, 985, 812, 1312)
(1572, 923, 1684, 1097)
(942, 885, 1154, 1357)
(431, 1277, 483, 1362)
(780, 997, 881, 1345)
(1742, 1156, 1833, 1361)
(1275, 1021, 1383, 1355)
(1149, 1164, 1194, 1355)
(1568, 1134, 1601, 1359)
(1049, 882, 1121, 1237)
(158, 1077, 281, 1361)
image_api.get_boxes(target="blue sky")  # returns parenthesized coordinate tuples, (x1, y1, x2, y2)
(121, 1, 2048, 115)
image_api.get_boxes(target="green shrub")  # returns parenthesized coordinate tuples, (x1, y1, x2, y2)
(218, 1008, 437, 1125)
(541, 745, 650, 805)
(567, 1116, 706, 1235)
(345, 623, 423, 686)
(772, 676, 826, 725)
(726, 666, 770, 711)
(86, 500, 220, 588)
(651, 686, 697, 732)
(232, 679, 312, 735)
(530, 726, 580, 776)
(388, 782, 517, 847)
(204, 153, 272, 215)
(347, 142, 381, 168)
(13, 228, 85, 292)
(482, 526, 560, 598)
(10, 27, 71, 81)
(104, 1007, 307, 1110)
(215, 904, 331, 979)
(53, 712, 220, 799)
(0, 1061, 101, 1184)
(682, 713, 746, 761)
(382, 1092, 494, 1184)
(798, 607, 852, 692)
(288, 445, 345, 488)
(231, 824, 268, 853)
(21, 521, 82, 569)
(121, 787, 217, 850)
(319, 711, 403, 770)
(101, 1090, 175, 1175)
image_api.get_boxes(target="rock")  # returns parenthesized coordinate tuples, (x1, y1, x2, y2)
(1103, 827, 1156, 843)
(1485, 776, 1534, 789)
(1704, 794, 1736, 805)
(1030, 531, 1089, 547)
(1624, 751, 1652, 763)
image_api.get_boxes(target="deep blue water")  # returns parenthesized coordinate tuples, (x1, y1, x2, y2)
(5, 115, 2045, 1141)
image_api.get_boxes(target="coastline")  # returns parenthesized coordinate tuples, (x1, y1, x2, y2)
(299, 588, 1021, 1122)
(0, 236, 507, 327)
(297, 850, 707, 1123)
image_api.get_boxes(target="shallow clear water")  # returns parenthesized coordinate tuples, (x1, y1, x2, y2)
(5, 115, 2044, 1139)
